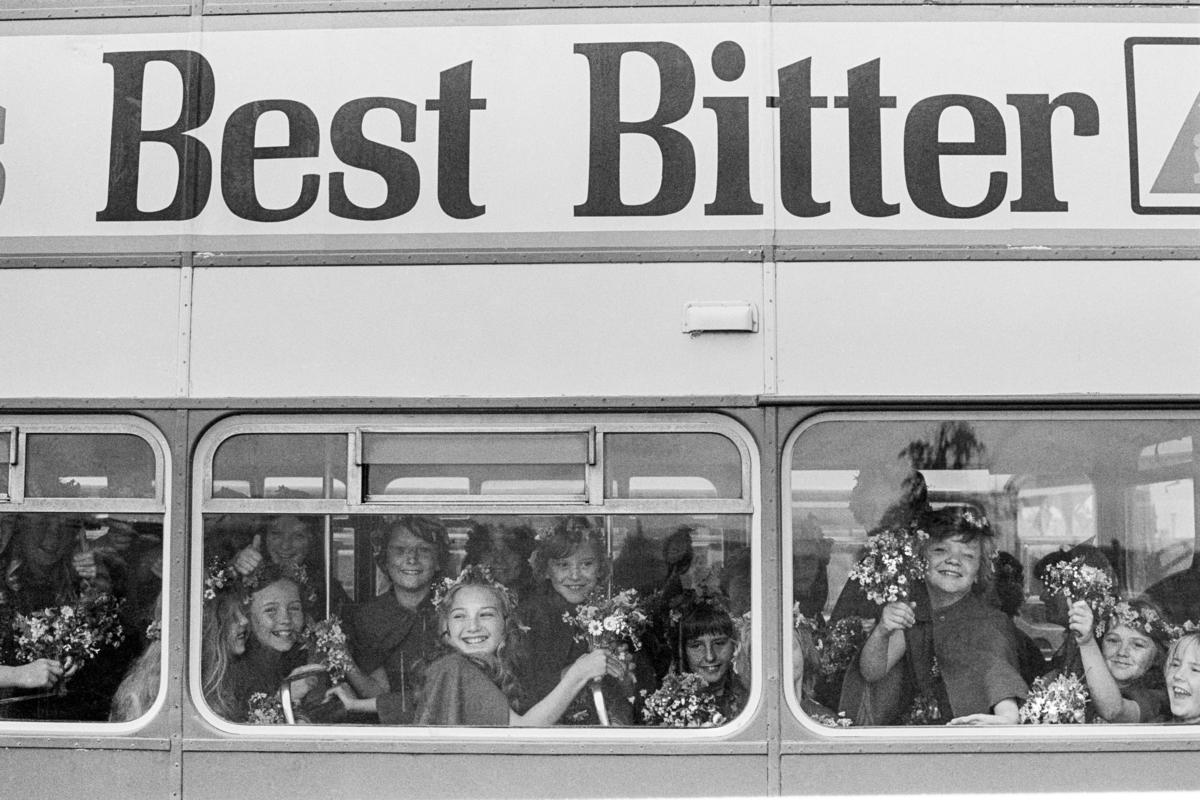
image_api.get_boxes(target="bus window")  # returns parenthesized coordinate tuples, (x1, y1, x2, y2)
(213, 434, 347, 500)
(785, 415, 1200, 729)
(361, 431, 590, 501)
(0, 420, 167, 727)
(194, 416, 757, 732)
(604, 432, 743, 499)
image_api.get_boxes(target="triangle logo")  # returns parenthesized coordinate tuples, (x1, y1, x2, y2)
(1150, 90, 1200, 193)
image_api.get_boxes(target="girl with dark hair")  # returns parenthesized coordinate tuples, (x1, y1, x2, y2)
(341, 516, 451, 723)
(852, 506, 1027, 725)
(520, 516, 639, 724)
(1066, 596, 1170, 722)
(671, 597, 747, 720)
(224, 564, 314, 721)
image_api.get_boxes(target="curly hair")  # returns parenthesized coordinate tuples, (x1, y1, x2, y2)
(531, 516, 609, 583)
(375, 516, 452, 582)
(433, 567, 525, 707)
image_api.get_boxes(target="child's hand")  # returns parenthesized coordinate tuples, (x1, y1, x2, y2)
(234, 534, 265, 576)
(568, 649, 614, 684)
(946, 713, 1010, 726)
(877, 601, 916, 633)
(325, 683, 369, 714)
(1068, 600, 1095, 643)
(13, 658, 64, 690)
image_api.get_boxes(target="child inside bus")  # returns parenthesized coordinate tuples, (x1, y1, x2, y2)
(671, 596, 747, 721)
(1065, 597, 1169, 723)
(340, 517, 450, 724)
(853, 506, 1027, 725)
(1165, 631, 1200, 724)
(520, 516, 638, 724)
(343, 566, 618, 726)
(462, 522, 536, 602)
(199, 578, 249, 721)
(231, 515, 349, 620)
(225, 564, 315, 721)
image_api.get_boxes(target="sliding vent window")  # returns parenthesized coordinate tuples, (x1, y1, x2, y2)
(213, 434, 347, 499)
(25, 434, 156, 498)
(786, 415, 1200, 729)
(362, 431, 590, 499)
(605, 433, 743, 499)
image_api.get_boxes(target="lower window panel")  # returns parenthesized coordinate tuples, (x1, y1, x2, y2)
(199, 513, 751, 729)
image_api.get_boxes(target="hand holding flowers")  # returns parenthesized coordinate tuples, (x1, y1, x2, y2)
(1018, 673, 1089, 724)
(848, 526, 929, 606)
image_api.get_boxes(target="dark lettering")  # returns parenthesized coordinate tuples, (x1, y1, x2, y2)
(703, 41, 761, 216)
(574, 41, 696, 217)
(221, 100, 320, 223)
(769, 58, 829, 218)
(329, 97, 420, 221)
(1007, 92, 1100, 212)
(96, 50, 214, 222)
(835, 60, 898, 218)
(904, 94, 1007, 219)
(424, 62, 486, 220)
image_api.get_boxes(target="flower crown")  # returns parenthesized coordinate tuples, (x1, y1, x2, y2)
(1106, 600, 1175, 643)
(202, 558, 243, 602)
(431, 564, 518, 613)
(240, 561, 318, 608)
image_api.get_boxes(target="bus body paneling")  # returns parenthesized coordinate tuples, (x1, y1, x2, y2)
(0, 2, 1199, 799)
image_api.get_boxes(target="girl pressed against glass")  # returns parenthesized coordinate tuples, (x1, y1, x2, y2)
(357, 567, 618, 726)
(1065, 597, 1168, 723)
(341, 517, 449, 724)
(1164, 631, 1200, 724)
(200, 585, 250, 720)
(855, 507, 1026, 725)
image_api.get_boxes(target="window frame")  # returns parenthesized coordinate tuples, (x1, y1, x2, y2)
(781, 408, 1200, 741)
(0, 414, 172, 736)
(191, 412, 760, 740)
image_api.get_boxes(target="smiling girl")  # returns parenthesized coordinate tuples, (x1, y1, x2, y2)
(1066, 597, 1169, 723)
(854, 506, 1027, 725)
(519, 517, 642, 724)
(226, 564, 315, 720)
(1164, 631, 1200, 723)
(673, 597, 747, 720)
(397, 566, 618, 726)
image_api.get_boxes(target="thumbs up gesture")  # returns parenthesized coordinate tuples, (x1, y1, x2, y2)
(71, 528, 98, 581)
(234, 533, 265, 576)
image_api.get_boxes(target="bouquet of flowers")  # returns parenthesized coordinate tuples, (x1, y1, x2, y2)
(203, 558, 241, 602)
(1018, 673, 1089, 724)
(1041, 557, 1117, 638)
(12, 593, 126, 687)
(304, 615, 352, 684)
(564, 588, 649, 652)
(246, 691, 287, 725)
(847, 526, 930, 605)
(816, 616, 871, 676)
(564, 589, 648, 725)
(811, 711, 853, 728)
(640, 671, 726, 728)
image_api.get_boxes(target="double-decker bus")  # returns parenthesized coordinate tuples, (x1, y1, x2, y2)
(0, 0, 1198, 797)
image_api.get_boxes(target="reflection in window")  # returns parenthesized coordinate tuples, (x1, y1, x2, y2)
(362, 432, 589, 500)
(25, 434, 156, 498)
(213, 434, 347, 499)
(199, 513, 751, 728)
(605, 433, 742, 499)
(789, 417, 1200, 727)
(0, 513, 164, 722)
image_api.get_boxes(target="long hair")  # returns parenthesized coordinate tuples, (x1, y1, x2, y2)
(434, 568, 524, 707)
(109, 596, 163, 722)
(201, 592, 245, 719)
